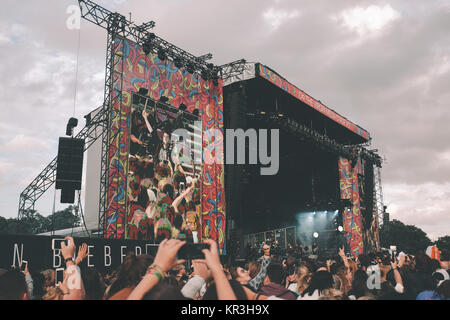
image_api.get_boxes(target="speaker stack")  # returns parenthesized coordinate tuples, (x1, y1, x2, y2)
(56, 138, 85, 203)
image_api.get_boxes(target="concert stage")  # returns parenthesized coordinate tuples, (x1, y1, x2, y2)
(17, 1, 382, 262)
(224, 63, 381, 257)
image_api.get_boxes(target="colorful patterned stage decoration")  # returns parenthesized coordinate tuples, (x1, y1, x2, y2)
(105, 37, 226, 253)
(257, 64, 370, 141)
(338, 157, 364, 256)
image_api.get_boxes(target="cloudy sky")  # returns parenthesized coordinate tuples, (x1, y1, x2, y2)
(0, 0, 449, 241)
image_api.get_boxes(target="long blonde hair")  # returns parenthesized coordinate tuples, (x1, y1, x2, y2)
(296, 265, 311, 294)
(43, 287, 64, 300)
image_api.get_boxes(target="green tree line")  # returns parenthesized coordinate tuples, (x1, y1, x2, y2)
(380, 219, 450, 254)
(0, 206, 80, 235)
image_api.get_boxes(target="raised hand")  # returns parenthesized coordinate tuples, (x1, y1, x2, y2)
(201, 240, 222, 274)
(153, 239, 186, 272)
(75, 243, 88, 265)
(61, 237, 76, 260)
(192, 259, 212, 281)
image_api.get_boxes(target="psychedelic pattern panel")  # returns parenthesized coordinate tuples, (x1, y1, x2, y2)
(338, 157, 364, 256)
(257, 64, 370, 141)
(104, 39, 129, 239)
(201, 84, 226, 253)
(105, 37, 226, 252)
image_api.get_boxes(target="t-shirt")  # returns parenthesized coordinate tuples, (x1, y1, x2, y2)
(416, 290, 448, 300)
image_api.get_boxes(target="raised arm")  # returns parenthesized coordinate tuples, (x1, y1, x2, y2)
(142, 110, 153, 134)
(202, 240, 237, 300)
(60, 237, 85, 300)
(127, 239, 186, 300)
(390, 260, 404, 294)
(339, 246, 350, 269)
(248, 256, 271, 292)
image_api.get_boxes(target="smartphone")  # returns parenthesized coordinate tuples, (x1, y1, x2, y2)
(179, 182, 186, 192)
(20, 260, 28, 272)
(52, 238, 69, 250)
(177, 243, 209, 260)
(55, 268, 65, 285)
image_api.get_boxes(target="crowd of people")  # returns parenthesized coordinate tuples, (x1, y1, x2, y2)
(0, 236, 449, 300)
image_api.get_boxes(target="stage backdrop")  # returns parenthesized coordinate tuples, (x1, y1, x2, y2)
(338, 157, 364, 256)
(104, 37, 226, 253)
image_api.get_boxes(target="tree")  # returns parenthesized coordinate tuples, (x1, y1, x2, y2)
(0, 206, 80, 235)
(49, 205, 80, 230)
(435, 236, 450, 253)
(380, 219, 432, 254)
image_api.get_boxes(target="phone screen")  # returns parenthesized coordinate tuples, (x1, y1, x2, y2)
(52, 239, 69, 250)
(20, 261, 28, 272)
(177, 243, 209, 260)
(55, 268, 65, 285)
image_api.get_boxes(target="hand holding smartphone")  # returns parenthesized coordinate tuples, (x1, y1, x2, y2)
(177, 243, 209, 260)
(55, 268, 65, 286)
(20, 261, 28, 272)
(52, 238, 70, 250)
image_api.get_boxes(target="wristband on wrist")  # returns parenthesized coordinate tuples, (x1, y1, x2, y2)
(146, 264, 165, 281)
(65, 258, 74, 264)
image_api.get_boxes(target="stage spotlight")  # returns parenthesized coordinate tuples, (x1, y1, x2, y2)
(66, 117, 78, 136)
(84, 114, 91, 127)
(212, 74, 219, 86)
(201, 69, 210, 81)
(138, 88, 149, 96)
(158, 48, 167, 61)
(143, 42, 152, 55)
(338, 226, 344, 232)
(313, 232, 319, 239)
(174, 58, 184, 69)
(159, 96, 169, 104)
(179, 103, 187, 112)
(187, 63, 196, 74)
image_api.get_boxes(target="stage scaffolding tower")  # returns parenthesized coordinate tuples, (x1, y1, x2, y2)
(18, 0, 220, 236)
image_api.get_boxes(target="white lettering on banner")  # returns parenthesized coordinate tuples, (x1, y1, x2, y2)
(12, 243, 23, 268)
(120, 246, 127, 263)
(53, 249, 62, 268)
(104, 246, 111, 267)
(135, 246, 142, 256)
(87, 245, 94, 267)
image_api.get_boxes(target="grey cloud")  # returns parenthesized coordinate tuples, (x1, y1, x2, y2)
(0, 0, 449, 238)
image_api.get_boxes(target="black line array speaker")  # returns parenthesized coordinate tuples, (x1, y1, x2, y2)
(56, 138, 85, 203)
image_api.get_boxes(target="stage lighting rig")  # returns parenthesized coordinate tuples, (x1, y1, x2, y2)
(178, 103, 187, 112)
(186, 63, 196, 75)
(174, 57, 184, 69)
(201, 69, 210, 81)
(158, 48, 168, 61)
(159, 96, 169, 104)
(66, 118, 79, 137)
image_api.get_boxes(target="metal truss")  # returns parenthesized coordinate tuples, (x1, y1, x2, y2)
(373, 166, 385, 229)
(79, 0, 213, 74)
(219, 59, 248, 83)
(248, 111, 383, 167)
(18, 105, 107, 219)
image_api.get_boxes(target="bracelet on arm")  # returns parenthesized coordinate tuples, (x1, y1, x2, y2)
(146, 264, 165, 281)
